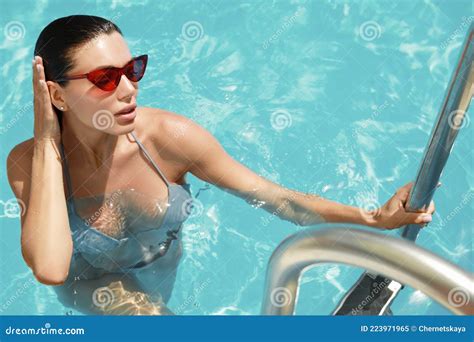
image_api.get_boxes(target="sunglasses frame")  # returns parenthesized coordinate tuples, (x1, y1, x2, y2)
(55, 54, 148, 91)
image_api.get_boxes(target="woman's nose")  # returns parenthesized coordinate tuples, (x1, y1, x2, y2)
(117, 74, 136, 100)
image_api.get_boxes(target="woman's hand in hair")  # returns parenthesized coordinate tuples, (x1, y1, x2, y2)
(32, 56, 61, 144)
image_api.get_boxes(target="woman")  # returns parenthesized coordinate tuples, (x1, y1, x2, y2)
(6, 15, 435, 315)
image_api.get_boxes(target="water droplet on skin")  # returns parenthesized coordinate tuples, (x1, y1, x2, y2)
(156, 203, 164, 213)
(248, 198, 266, 209)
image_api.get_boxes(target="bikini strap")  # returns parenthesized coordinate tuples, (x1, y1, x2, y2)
(129, 131, 171, 187)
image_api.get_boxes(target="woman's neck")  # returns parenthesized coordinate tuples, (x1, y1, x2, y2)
(60, 117, 120, 169)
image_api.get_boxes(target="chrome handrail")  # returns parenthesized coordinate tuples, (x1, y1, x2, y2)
(333, 21, 473, 316)
(402, 21, 473, 240)
(261, 224, 473, 315)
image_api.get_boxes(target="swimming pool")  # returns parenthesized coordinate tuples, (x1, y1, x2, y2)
(0, 0, 472, 315)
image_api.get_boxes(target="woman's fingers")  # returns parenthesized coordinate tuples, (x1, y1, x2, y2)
(399, 181, 414, 193)
(33, 56, 44, 101)
(395, 182, 413, 202)
(427, 200, 435, 214)
(32, 55, 61, 141)
(411, 199, 435, 215)
(402, 197, 435, 227)
(36, 64, 51, 104)
(32, 58, 37, 87)
(33, 56, 54, 113)
(35, 57, 46, 88)
(382, 181, 439, 229)
(404, 212, 432, 227)
(33, 57, 42, 115)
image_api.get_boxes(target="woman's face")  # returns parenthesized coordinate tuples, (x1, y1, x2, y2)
(56, 31, 139, 135)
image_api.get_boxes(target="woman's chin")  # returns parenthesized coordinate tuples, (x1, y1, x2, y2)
(115, 124, 137, 136)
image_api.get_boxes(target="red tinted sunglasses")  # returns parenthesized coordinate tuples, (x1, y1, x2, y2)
(55, 55, 148, 91)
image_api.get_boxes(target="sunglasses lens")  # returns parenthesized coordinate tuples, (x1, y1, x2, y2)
(85, 55, 148, 91)
(88, 69, 120, 91)
(125, 55, 148, 82)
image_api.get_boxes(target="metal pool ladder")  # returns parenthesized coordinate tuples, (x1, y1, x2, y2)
(260, 225, 473, 315)
(330, 21, 474, 316)
(261, 22, 473, 315)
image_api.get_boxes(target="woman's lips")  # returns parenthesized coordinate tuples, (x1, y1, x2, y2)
(115, 108, 136, 122)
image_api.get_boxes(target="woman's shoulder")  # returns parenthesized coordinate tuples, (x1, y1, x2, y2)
(135, 107, 222, 170)
(135, 106, 198, 166)
(7, 138, 35, 164)
(6, 138, 36, 218)
(136, 106, 196, 143)
(137, 106, 193, 131)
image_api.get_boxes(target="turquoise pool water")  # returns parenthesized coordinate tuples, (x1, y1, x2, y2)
(0, 0, 472, 315)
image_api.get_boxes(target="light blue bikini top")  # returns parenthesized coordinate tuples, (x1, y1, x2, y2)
(59, 131, 193, 273)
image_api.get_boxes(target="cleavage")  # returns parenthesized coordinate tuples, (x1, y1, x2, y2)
(73, 188, 170, 239)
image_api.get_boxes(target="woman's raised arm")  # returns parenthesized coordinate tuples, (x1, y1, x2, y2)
(6, 56, 72, 285)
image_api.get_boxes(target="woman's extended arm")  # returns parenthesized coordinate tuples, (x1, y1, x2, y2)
(167, 116, 434, 230)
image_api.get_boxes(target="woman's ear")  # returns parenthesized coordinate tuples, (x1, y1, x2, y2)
(46, 81, 67, 111)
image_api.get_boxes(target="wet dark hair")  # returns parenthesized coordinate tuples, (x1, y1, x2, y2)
(34, 15, 122, 130)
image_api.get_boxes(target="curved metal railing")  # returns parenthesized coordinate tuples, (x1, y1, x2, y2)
(333, 22, 473, 315)
(261, 224, 473, 315)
